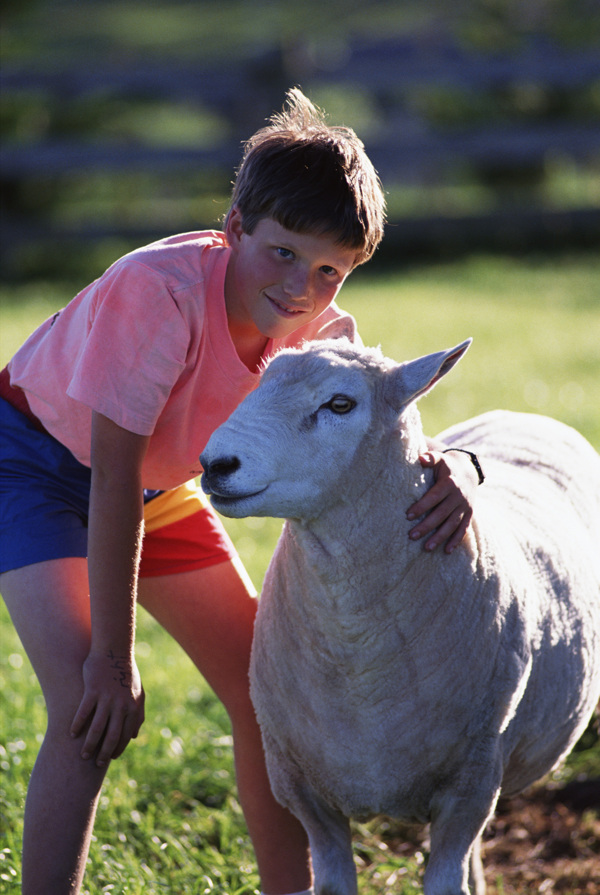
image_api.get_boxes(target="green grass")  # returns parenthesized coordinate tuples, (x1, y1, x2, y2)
(342, 253, 600, 448)
(1, 253, 599, 893)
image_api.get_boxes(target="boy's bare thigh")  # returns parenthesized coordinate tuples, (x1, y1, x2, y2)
(1, 557, 91, 717)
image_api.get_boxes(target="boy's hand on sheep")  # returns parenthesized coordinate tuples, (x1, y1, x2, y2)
(406, 450, 478, 553)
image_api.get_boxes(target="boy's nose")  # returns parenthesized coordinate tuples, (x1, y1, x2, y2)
(284, 267, 311, 299)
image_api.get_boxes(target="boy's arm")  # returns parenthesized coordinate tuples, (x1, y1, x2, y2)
(406, 439, 480, 554)
(70, 412, 149, 767)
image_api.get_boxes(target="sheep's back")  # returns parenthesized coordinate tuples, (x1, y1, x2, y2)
(439, 410, 600, 790)
(438, 409, 600, 526)
(250, 408, 600, 820)
(438, 410, 600, 610)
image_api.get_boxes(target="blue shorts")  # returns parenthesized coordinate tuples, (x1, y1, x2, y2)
(0, 398, 237, 576)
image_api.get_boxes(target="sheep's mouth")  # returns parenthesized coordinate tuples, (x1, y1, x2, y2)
(207, 488, 269, 518)
(208, 487, 267, 506)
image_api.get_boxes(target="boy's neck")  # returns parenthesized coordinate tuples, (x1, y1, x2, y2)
(229, 323, 269, 373)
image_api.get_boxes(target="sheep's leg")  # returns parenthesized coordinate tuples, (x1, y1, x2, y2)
(261, 731, 357, 895)
(468, 835, 486, 895)
(292, 791, 357, 895)
(423, 788, 497, 895)
(469, 836, 485, 895)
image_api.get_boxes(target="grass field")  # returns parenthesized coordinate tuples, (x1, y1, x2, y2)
(1, 252, 599, 893)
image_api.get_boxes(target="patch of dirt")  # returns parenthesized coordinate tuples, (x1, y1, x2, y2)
(370, 778, 600, 893)
(482, 778, 600, 894)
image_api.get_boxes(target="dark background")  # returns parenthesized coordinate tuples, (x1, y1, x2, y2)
(2, 0, 600, 281)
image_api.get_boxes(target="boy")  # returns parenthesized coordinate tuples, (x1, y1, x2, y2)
(0, 89, 479, 895)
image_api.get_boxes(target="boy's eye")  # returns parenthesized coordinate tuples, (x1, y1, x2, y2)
(277, 247, 293, 259)
(320, 265, 338, 277)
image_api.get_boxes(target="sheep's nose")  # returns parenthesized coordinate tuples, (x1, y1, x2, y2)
(200, 454, 241, 497)
(205, 455, 241, 479)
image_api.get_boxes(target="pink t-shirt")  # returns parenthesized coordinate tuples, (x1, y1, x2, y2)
(9, 231, 358, 490)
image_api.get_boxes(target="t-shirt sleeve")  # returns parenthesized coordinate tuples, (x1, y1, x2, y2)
(67, 260, 189, 435)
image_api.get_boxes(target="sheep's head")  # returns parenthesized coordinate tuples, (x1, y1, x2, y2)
(200, 337, 471, 521)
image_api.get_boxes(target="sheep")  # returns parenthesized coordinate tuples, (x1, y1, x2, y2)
(200, 336, 600, 895)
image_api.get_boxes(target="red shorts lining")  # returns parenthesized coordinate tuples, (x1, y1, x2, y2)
(139, 505, 237, 578)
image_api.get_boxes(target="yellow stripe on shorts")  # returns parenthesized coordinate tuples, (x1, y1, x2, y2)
(143, 480, 209, 534)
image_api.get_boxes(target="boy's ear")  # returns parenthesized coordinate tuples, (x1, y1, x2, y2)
(226, 206, 244, 246)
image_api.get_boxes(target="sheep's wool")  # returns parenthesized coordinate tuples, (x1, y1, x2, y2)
(201, 337, 600, 895)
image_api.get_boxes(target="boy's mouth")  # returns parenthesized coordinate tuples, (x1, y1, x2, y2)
(267, 295, 306, 316)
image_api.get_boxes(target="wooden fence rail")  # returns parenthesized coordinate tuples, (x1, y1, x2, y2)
(2, 36, 599, 276)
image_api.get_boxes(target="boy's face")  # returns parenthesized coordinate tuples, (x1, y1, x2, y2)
(224, 208, 356, 342)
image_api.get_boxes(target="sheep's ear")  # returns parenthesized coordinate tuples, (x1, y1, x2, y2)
(316, 314, 357, 342)
(385, 339, 472, 411)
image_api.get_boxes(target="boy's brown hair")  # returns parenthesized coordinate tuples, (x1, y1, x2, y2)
(226, 88, 386, 267)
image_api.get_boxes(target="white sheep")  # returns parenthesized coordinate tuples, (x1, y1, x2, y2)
(200, 336, 600, 895)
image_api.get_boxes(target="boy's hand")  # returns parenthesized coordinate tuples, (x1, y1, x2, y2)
(406, 450, 478, 554)
(71, 650, 145, 767)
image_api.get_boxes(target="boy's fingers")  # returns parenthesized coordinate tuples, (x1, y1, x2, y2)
(407, 450, 474, 551)
(94, 711, 128, 767)
(85, 696, 145, 765)
(425, 508, 471, 553)
(408, 490, 459, 538)
(70, 694, 96, 738)
(443, 515, 471, 554)
(407, 483, 446, 521)
(112, 711, 145, 760)
(79, 704, 111, 761)
(407, 459, 456, 520)
(422, 506, 461, 549)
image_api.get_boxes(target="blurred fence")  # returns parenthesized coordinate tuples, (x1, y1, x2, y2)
(1, 34, 600, 278)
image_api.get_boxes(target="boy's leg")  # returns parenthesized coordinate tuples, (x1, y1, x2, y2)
(138, 560, 312, 895)
(1, 558, 109, 895)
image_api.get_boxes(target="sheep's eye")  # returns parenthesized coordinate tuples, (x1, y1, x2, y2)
(327, 395, 356, 414)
